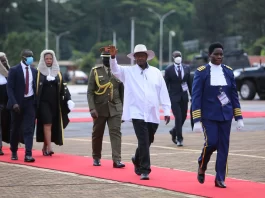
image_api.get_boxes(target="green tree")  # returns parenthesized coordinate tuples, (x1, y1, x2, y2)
(3, 31, 55, 65)
(237, 0, 265, 44)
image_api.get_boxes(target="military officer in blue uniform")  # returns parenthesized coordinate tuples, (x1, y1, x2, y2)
(192, 42, 244, 188)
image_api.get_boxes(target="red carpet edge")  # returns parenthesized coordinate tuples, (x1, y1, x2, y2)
(0, 147, 264, 198)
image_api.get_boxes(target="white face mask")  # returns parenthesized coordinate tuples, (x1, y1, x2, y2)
(174, 57, 182, 64)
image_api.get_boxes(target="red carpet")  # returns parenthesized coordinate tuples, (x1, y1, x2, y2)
(70, 110, 265, 123)
(1, 147, 264, 198)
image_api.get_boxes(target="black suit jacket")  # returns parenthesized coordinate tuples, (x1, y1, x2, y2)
(164, 64, 192, 103)
(6, 63, 37, 109)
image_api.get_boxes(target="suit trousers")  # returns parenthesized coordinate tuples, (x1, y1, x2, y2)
(132, 119, 159, 174)
(171, 98, 188, 142)
(10, 97, 36, 156)
(198, 119, 232, 181)
(92, 114, 122, 161)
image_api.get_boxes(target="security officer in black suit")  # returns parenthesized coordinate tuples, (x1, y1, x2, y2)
(7, 49, 37, 162)
(164, 51, 192, 146)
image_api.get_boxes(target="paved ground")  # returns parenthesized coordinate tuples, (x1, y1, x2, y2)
(1, 85, 265, 198)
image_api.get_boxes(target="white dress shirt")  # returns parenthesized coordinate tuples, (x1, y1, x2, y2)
(0, 73, 7, 85)
(110, 58, 171, 124)
(21, 61, 34, 97)
(209, 62, 227, 86)
(174, 63, 184, 79)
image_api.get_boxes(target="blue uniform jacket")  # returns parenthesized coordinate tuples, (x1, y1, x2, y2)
(191, 64, 243, 123)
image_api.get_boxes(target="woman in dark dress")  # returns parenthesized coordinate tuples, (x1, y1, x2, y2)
(0, 52, 11, 155)
(36, 50, 75, 156)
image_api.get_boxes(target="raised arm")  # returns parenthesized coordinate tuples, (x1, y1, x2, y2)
(109, 45, 126, 82)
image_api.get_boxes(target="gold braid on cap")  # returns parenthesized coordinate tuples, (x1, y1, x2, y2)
(93, 68, 113, 101)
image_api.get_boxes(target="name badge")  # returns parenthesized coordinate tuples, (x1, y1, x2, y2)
(217, 92, 230, 106)
(181, 82, 188, 92)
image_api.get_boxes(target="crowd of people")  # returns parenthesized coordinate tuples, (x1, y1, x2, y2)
(0, 42, 244, 188)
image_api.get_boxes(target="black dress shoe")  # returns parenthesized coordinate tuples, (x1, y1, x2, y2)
(113, 160, 125, 168)
(93, 159, 101, 166)
(169, 130, 177, 144)
(24, 156, 35, 162)
(140, 173, 149, 180)
(215, 180, 226, 188)
(131, 157, 141, 175)
(0, 149, 4, 155)
(197, 167, 205, 184)
(11, 153, 18, 160)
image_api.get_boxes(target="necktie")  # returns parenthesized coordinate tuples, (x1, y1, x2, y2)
(178, 66, 182, 79)
(25, 66, 29, 95)
(107, 68, 111, 78)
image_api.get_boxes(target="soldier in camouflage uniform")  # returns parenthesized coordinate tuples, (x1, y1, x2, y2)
(87, 49, 125, 168)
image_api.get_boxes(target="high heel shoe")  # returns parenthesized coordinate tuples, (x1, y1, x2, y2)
(47, 151, 54, 156)
(42, 149, 49, 156)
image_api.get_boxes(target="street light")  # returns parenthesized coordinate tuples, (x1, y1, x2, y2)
(168, 30, 176, 65)
(147, 8, 176, 70)
(45, 0, 49, 49)
(113, 31, 117, 47)
(55, 31, 70, 60)
(131, 17, 135, 65)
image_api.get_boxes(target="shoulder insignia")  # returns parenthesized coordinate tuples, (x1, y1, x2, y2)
(225, 65, 233, 70)
(197, 66, 206, 71)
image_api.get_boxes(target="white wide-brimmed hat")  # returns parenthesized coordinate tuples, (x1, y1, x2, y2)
(127, 44, 155, 61)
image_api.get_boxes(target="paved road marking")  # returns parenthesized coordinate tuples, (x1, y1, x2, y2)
(67, 138, 265, 159)
(0, 162, 201, 198)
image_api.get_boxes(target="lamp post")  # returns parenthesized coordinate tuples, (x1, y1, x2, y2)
(55, 31, 70, 60)
(113, 31, 117, 46)
(45, 0, 49, 49)
(147, 8, 175, 70)
(130, 17, 135, 65)
(168, 30, 176, 65)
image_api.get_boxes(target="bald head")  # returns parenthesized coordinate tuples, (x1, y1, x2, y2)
(172, 51, 182, 58)
(21, 49, 33, 59)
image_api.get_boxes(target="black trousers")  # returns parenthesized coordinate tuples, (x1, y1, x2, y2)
(132, 119, 158, 174)
(171, 98, 188, 142)
(10, 97, 36, 156)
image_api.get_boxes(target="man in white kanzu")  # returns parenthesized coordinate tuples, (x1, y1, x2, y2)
(109, 44, 171, 180)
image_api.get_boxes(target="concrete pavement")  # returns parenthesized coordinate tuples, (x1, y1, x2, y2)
(0, 85, 265, 197)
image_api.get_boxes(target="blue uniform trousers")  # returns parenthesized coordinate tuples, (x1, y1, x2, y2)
(198, 119, 232, 181)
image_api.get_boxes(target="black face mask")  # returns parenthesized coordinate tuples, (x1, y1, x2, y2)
(103, 58, 110, 67)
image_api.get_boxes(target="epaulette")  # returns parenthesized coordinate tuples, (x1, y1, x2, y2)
(225, 65, 233, 70)
(197, 66, 206, 71)
(92, 65, 103, 70)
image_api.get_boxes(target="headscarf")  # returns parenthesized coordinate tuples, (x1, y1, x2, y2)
(37, 49, 60, 77)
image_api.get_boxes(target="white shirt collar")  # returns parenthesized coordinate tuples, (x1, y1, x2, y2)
(136, 64, 149, 73)
(209, 62, 221, 67)
(21, 61, 30, 69)
(174, 63, 182, 68)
